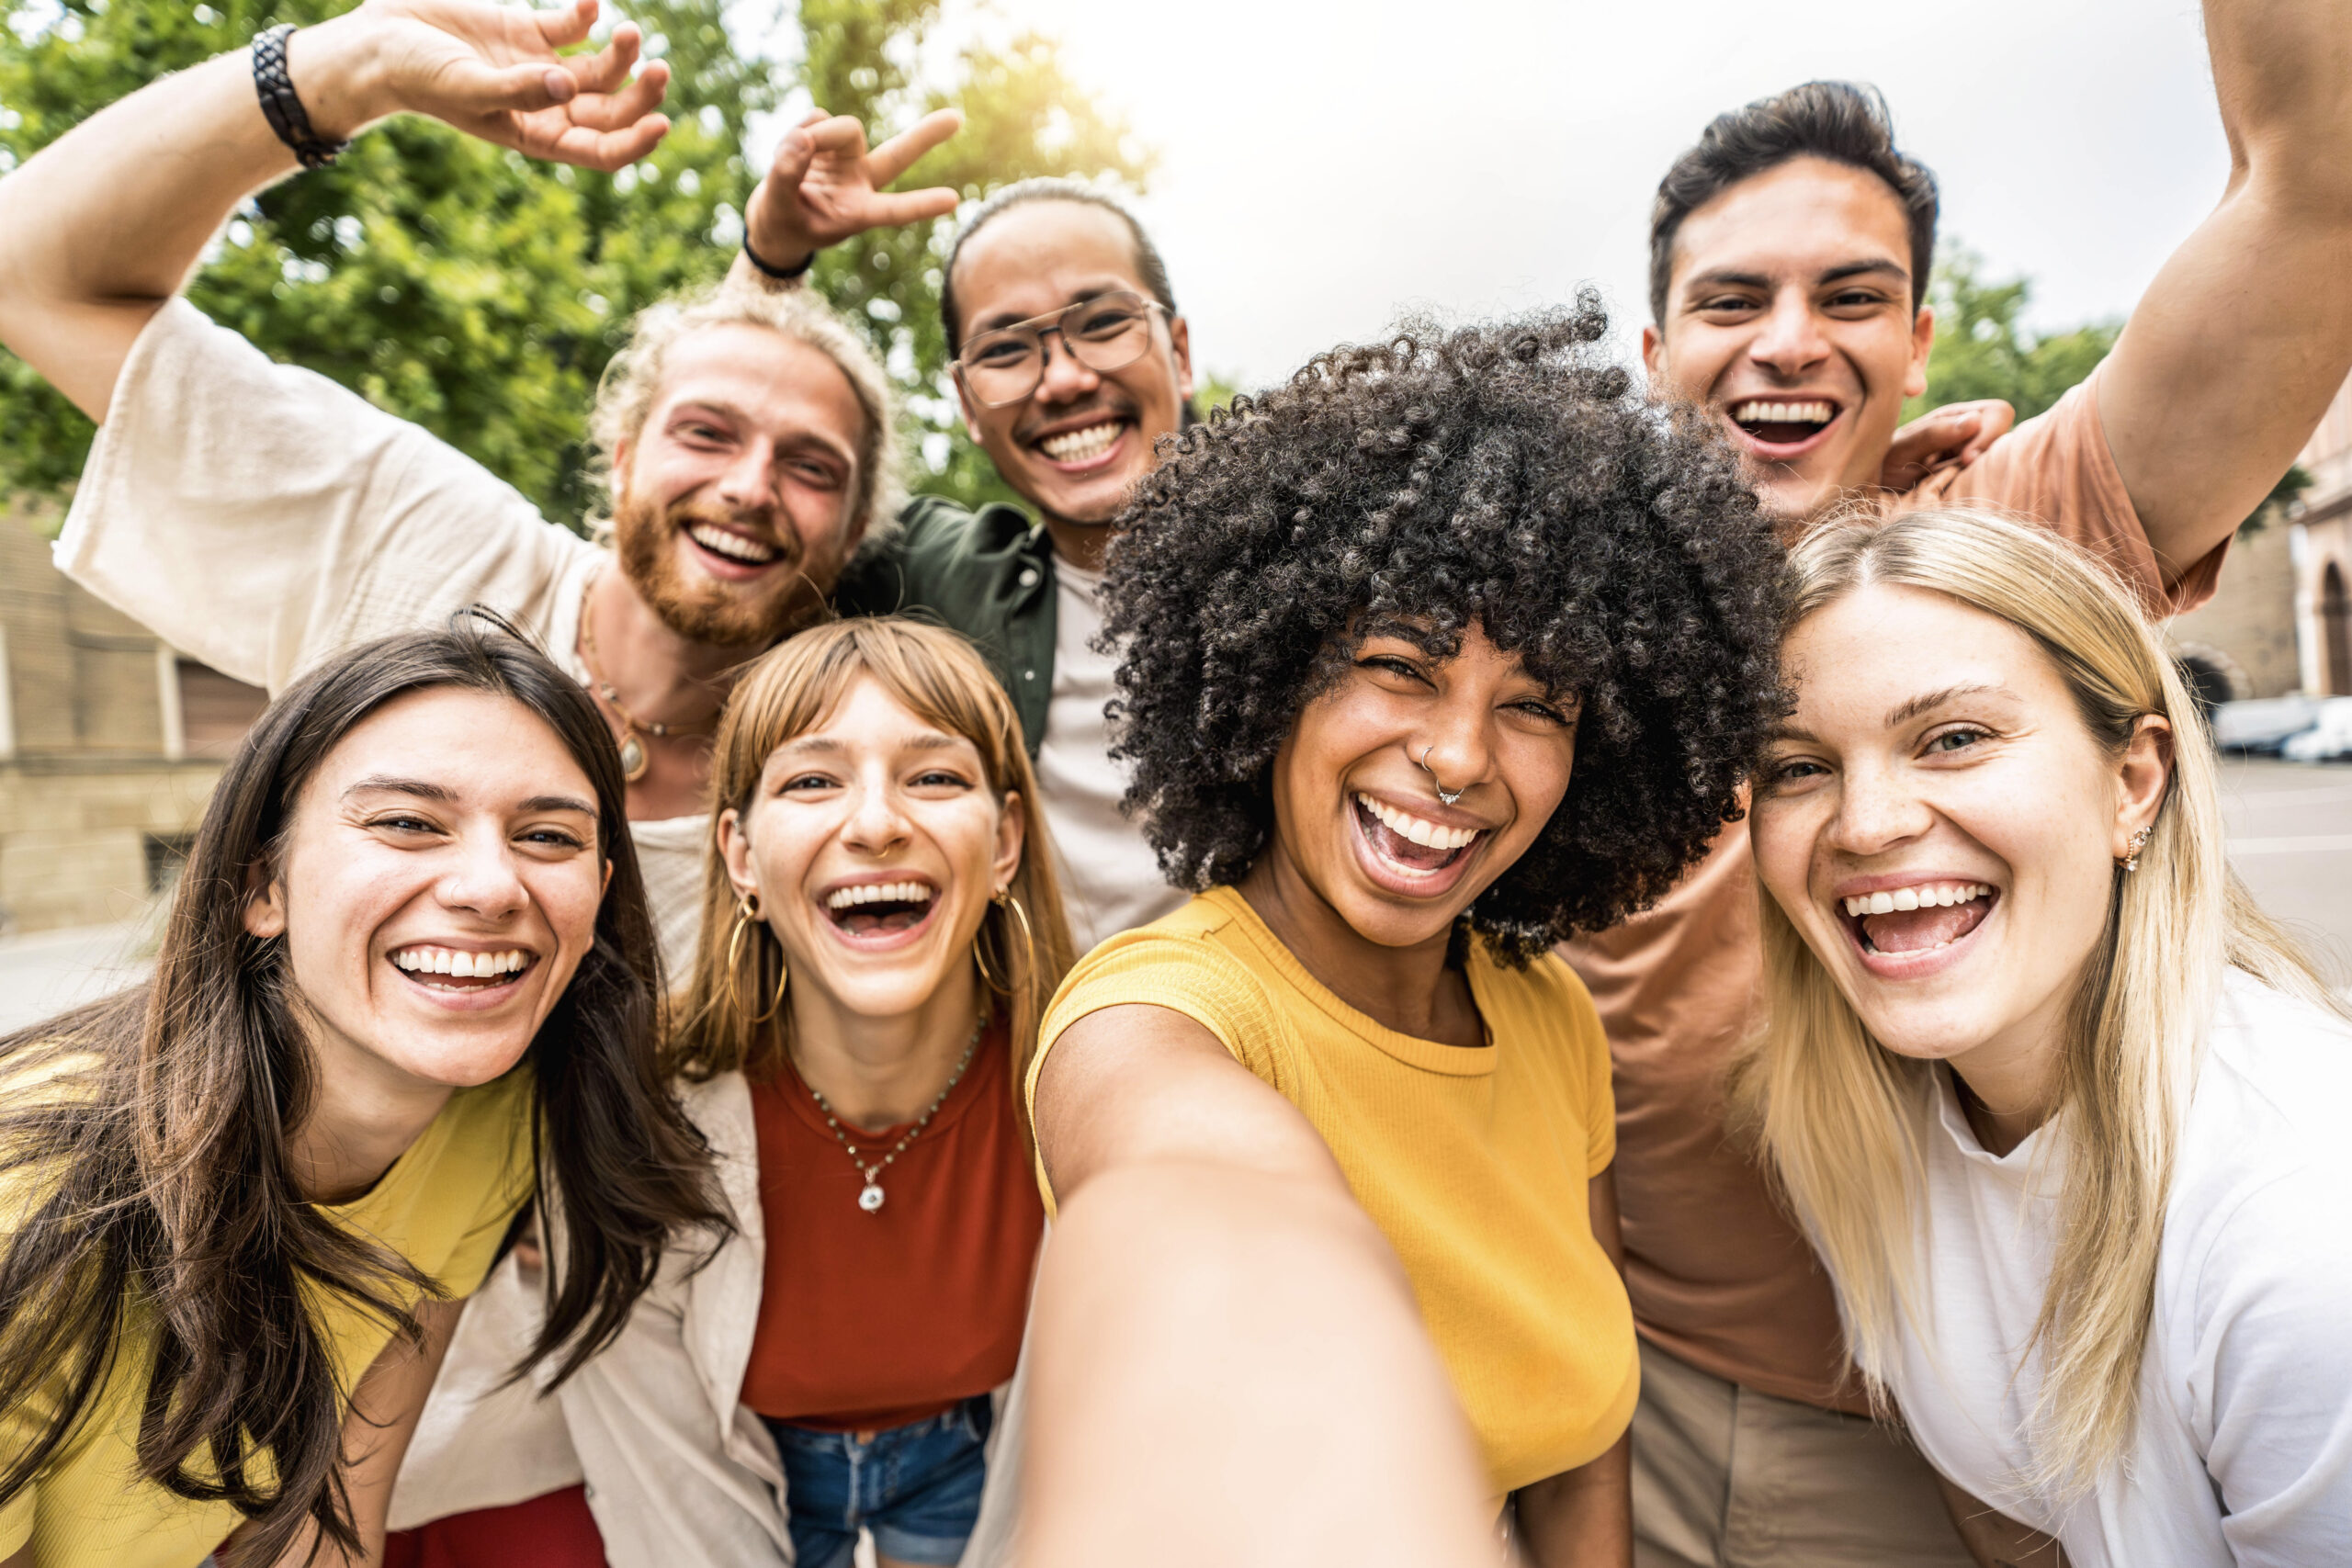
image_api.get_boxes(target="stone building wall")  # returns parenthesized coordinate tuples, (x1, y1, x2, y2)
(0, 506, 261, 934)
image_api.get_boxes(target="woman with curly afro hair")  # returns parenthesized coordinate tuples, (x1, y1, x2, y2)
(1012, 300, 1787, 1568)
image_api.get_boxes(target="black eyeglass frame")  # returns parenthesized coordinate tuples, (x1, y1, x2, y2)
(951, 291, 1173, 409)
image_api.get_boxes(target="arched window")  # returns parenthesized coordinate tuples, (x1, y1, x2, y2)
(2325, 560, 2352, 695)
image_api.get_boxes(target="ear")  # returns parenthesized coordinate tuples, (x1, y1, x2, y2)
(1905, 305, 1936, 401)
(2113, 713, 2174, 856)
(717, 807, 763, 903)
(612, 432, 636, 493)
(1168, 314, 1195, 404)
(1641, 322, 1664, 384)
(955, 374, 986, 445)
(991, 788, 1027, 897)
(242, 859, 288, 941)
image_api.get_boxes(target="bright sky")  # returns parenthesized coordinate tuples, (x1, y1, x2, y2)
(918, 0, 2227, 391)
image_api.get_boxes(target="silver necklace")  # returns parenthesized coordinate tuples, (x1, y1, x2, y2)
(803, 1017, 984, 1213)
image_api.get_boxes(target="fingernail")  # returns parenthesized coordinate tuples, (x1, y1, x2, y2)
(546, 68, 575, 99)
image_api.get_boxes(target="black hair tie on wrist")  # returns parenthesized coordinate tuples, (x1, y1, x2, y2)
(252, 24, 348, 170)
(741, 233, 817, 281)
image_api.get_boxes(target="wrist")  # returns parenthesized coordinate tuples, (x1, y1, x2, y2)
(741, 186, 816, 276)
(277, 16, 396, 143)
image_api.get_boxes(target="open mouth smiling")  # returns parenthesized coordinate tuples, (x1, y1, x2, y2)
(822, 877, 940, 940)
(1029, 417, 1131, 471)
(1351, 792, 1489, 897)
(684, 522, 786, 570)
(1837, 880, 1998, 964)
(1727, 397, 1841, 452)
(390, 943, 539, 994)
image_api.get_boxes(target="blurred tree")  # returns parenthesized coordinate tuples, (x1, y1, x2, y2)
(0, 0, 1148, 524)
(1908, 245, 2303, 533)
(1905, 245, 2120, 426)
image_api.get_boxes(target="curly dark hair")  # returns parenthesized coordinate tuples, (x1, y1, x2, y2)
(1102, 299, 1788, 963)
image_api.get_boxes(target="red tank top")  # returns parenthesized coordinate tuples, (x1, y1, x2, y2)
(739, 1017, 1045, 1431)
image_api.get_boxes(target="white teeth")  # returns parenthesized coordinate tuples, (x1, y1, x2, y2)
(1840, 883, 1992, 919)
(825, 881, 936, 910)
(687, 524, 781, 564)
(1731, 399, 1835, 427)
(1355, 793, 1480, 852)
(392, 947, 530, 978)
(1038, 422, 1122, 462)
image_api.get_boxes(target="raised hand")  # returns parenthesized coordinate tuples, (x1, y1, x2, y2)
(742, 107, 965, 271)
(308, 0, 670, 172)
(1879, 398, 2015, 492)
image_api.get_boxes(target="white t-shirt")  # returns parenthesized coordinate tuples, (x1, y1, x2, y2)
(1031, 556, 1186, 954)
(1863, 970, 2352, 1567)
(53, 299, 705, 973)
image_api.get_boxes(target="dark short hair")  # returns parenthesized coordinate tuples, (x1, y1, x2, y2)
(1649, 81, 1939, 327)
(941, 178, 1177, 353)
(1102, 300, 1788, 963)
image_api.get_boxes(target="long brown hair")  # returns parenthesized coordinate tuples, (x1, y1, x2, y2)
(666, 618, 1077, 1122)
(0, 624, 725, 1563)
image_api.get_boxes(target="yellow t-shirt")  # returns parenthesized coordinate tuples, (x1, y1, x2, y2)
(1029, 886, 1637, 1495)
(0, 1065, 537, 1568)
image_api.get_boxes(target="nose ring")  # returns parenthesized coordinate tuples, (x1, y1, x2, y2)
(1419, 745, 1464, 807)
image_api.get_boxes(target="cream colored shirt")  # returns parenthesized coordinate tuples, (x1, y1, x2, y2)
(53, 299, 703, 974)
(1031, 557, 1186, 953)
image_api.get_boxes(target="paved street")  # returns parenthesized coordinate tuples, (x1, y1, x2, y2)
(2, 759, 2346, 1032)
(2219, 758, 2352, 990)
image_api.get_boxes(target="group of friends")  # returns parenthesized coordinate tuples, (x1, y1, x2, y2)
(1, 0, 2348, 1564)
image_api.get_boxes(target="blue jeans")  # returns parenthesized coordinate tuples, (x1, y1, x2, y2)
(764, 1394, 994, 1568)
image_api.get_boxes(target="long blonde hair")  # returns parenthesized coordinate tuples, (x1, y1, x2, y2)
(665, 619, 1077, 1132)
(1736, 506, 2341, 1499)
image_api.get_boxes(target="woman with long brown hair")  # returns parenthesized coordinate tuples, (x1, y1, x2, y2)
(0, 621, 721, 1568)
(555, 616, 1075, 1568)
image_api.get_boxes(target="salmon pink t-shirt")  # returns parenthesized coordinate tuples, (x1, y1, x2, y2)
(1568, 373, 2228, 1410)
(738, 1018, 1044, 1431)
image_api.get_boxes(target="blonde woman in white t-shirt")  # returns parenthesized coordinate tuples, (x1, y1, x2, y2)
(1737, 506, 2352, 1568)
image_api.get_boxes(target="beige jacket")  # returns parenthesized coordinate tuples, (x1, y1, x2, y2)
(390, 1070, 1028, 1567)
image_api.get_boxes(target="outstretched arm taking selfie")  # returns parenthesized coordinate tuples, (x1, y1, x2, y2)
(2096, 0, 2352, 580)
(0, 0, 668, 422)
(1025, 1004, 1502, 1568)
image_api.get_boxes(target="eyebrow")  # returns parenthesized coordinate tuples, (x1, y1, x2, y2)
(345, 776, 454, 803)
(775, 732, 967, 755)
(969, 282, 1136, 337)
(1884, 683, 2016, 728)
(345, 777, 594, 817)
(1680, 257, 1906, 299)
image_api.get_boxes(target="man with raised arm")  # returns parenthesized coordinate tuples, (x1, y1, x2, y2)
(1572, 9, 2352, 1565)
(0, 0, 962, 975)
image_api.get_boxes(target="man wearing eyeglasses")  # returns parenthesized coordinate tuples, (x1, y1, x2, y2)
(746, 173, 1200, 951)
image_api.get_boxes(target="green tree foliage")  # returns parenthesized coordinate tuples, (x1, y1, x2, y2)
(0, 0, 1148, 523)
(1907, 245, 2303, 532)
(1905, 245, 2120, 426)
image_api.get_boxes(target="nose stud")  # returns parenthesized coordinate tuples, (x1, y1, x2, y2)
(1419, 745, 1464, 807)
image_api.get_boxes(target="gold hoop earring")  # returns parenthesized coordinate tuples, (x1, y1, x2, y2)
(2119, 825, 2154, 873)
(726, 895, 788, 1024)
(973, 887, 1037, 993)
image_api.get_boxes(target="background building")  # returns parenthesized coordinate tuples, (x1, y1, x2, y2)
(0, 505, 266, 936)
(2291, 373, 2352, 696)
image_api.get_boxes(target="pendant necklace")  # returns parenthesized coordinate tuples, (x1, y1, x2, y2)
(576, 578, 717, 784)
(805, 1016, 984, 1213)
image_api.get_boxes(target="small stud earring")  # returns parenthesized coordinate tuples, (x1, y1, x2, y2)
(2120, 825, 2153, 872)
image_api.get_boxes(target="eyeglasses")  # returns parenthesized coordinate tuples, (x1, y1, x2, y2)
(953, 291, 1170, 409)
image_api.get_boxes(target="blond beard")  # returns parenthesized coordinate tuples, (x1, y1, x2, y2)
(612, 491, 839, 648)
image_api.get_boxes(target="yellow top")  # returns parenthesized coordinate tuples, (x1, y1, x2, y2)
(0, 1064, 536, 1568)
(1029, 886, 1637, 1495)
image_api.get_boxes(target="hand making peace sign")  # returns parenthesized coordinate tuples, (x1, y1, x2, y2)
(741, 107, 967, 274)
